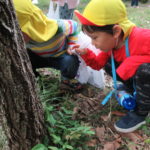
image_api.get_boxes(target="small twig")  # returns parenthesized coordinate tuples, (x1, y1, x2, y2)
(108, 127, 117, 138)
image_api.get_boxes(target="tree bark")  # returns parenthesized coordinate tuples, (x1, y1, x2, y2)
(0, 0, 47, 149)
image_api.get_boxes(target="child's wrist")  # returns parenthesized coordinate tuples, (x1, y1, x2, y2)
(76, 48, 88, 55)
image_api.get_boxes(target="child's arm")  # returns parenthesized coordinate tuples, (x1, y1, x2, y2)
(68, 45, 110, 70)
(81, 48, 110, 70)
(67, 45, 88, 55)
(59, 20, 79, 49)
(67, 20, 79, 49)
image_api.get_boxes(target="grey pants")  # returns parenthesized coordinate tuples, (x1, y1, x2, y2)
(59, 3, 74, 19)
(135, 63, 150, 116)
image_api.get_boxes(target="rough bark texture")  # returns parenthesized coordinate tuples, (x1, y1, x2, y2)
(0, 0, 47, 149)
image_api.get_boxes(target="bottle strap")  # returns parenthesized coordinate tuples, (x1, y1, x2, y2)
(111, 51, 117, 90)
(125, 37, 130, 57)
(125, 38, 136, 91)
(101, 52, 117, 105)
(101, 37, 134, 105)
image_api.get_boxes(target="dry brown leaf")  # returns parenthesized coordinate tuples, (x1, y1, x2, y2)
(86, 139, 97, 147)
(101, 115, 110, 122)
(95, 127, 105, 141)
(114, 140, 121, 149)
(127, 142, 137, 150)
(103, 140, 121, 150)
(38, 68, 52, 76)
(111, 111, 126, 117)
(103, 142, 115, 150)
(73, 107, 78, 114)
(116, 137, 122, 143)
(121, 132, 143, 143)
(134, 132, 144, 141)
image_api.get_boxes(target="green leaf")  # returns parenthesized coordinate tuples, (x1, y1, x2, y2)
(63, 144, 73, 149)
(56, 125, 67, 130)
(61, 107, 73, 115)
(58, 111, 64, 118)
(46, 114, 56, 126)
(47, 127, 54, 134)
(145, 138, 150, 144)
(48, 146, 59, 150)
(32, 144, 48, 150)
(51, 134, 61, 144)
(46, 106, 54, 112)
(43, 136, 50, 146)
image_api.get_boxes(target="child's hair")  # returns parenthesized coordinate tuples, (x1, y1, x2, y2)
(82, 24, 124, 38)
(82, 24, 115, 35)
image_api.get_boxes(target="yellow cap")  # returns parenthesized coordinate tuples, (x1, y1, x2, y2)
(13, 0, 58, 42)
(75, 0, 135, 39)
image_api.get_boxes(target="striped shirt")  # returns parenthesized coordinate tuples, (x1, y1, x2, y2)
(26, 19, 78, 57)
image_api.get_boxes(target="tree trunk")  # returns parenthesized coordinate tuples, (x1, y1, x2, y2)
(0, 0, 47, 149)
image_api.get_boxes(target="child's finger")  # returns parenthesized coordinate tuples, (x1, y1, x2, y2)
(67, 48, 72, 55)
(72, 44, 80, 49)
(75, 48, 81, 55)
(76, 48, 87, 55)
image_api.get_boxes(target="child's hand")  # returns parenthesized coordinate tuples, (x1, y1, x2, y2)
(67, 45, 80, 55)
(67, 45, 88, 55)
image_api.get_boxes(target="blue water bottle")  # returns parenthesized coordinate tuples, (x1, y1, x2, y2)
(116, 91, 136, 110)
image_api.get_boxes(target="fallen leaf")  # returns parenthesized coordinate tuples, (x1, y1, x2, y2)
(121, 132, 143, 143)
(103, 142, 115, 150)
(134, 132, 144, 141)
(86, 139, 97, 147)
(73, 107, 78, 114)
(103, 140, 121, 150)
(127, 142, 137, 150)
(101, 114, 111, 122)
(111, 111, 126, 117)
(38, 68, 52, 76)
(114, 140, 121, 150)
(95, 127, 105, 141)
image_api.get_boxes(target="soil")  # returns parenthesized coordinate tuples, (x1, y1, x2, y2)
(39, 68, 150, 150)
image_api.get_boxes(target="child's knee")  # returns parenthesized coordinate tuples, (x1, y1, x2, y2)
(136, 63, 150, 78)
(63, 55, 79, 66)
(61, 55, 79, 78)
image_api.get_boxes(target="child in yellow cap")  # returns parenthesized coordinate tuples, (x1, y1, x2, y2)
(13, 0, 83, 90)
(68, 0, 150, 133)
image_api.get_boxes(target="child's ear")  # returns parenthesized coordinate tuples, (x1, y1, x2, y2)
(112, 25, 122, 39)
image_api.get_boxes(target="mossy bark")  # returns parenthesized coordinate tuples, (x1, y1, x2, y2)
(0, 0, 46, 149)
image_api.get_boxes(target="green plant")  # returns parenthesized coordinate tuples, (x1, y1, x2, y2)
(36, 0, 50, 12)
(32, 144, 48, 150)
(127, 5, 150, 29)
(45, 105, 94, 149)
(32, 74, 95, 150)
(140, 0, 149, 3)
(140, 117, 150, 136)
(0, 126, 8, 150)
(144, 138, 150, 144)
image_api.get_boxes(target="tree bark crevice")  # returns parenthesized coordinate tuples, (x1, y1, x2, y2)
(0, 0, 47, 149)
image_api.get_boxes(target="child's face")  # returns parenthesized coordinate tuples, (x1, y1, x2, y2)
(85, 31, 116, 52)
